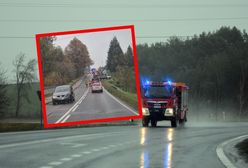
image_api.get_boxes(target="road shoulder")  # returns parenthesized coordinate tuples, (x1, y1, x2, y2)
(216, 135, 248, 168)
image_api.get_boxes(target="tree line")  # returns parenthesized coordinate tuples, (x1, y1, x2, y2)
(40, 37, 93, 86)
(106, 37, 136, 93)
(137, 26, 248, 120)
(0, 54, 37, 118)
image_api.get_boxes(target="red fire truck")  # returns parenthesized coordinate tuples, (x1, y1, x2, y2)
(141, 81, 189, 127)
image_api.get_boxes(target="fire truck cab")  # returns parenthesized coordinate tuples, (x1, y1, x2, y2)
(141, 81, 189, 127)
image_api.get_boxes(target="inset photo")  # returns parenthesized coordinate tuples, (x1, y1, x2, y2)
(36, 25, 142, 128)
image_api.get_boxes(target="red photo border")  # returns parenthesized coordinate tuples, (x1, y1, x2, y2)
(35, 25, 142, 128)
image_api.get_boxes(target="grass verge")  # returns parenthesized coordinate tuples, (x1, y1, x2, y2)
(235, 138, 248, 162)
(0, 123, 42, 132)
(102, 80, 138, 110)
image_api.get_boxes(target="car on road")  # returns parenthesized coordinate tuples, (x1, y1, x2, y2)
(52, 85, 75, 105)
(91, 78, 103, 93)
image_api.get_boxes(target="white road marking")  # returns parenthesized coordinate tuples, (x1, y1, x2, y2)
(216, 134, 248, 168)
(71, 104, 79, 112)
(92, 148, 101, 152)
(48, 161, 62, 166)
(103, 88, 139, 115)
(55, 88, 89, 123)
(108, 144, 116, 147)
(0, 131, 123, 149)
(60, 143, 86, 148)
(71, 154, 82, 158)
(81, 151, 91, 154)
(61, 114, 71, 123)
(60, 158, 72, 161)
(102, 146, 109, 150)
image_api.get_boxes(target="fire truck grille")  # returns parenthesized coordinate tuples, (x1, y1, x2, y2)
(147, 102, 167, 108)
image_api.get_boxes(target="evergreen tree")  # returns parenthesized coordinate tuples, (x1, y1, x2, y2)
(106, 37, 124, 72)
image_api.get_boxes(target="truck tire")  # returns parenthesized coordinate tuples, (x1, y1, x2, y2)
(142, 117, 149, 127)
(171, 118, 177, 127)
(151, 119, 157, 127)
(179, 119, 184, 124)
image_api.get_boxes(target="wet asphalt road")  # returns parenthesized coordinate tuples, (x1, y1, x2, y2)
(0, 122, 248, 168)
(46, 81, 138, 124)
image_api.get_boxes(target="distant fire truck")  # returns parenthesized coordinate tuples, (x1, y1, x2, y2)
(141, 81, 189, 127)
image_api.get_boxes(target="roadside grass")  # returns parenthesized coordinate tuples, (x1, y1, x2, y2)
(102, 79, 138, 111)
(235, 139, 248, 162)
(0, 121, 139, 132)
(0, 123, 41, 132)
(0, 79, 140, 133)
(3, 83, 41, 118)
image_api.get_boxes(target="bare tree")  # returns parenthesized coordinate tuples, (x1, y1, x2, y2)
(0, 63, 8, 118)
(13, 53, 36, 117)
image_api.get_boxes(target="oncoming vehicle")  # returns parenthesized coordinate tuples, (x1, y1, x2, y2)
(52, 85, 75, 105)
(141, 81, 189, 127)
(91, 78, 103, 93)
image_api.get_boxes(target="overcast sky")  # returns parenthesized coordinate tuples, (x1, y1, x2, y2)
(0, 0, 248, 82)
(53, 29, 132, 69)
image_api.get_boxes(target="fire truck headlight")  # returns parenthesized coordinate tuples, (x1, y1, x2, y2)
(142, 108, 150, 116)
(165, 108, 173, 116)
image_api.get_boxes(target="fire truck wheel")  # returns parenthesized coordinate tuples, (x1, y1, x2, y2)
(142, 117, 149, 127)
(151, 119, 157, 127)
(171, 119, 177, 127)
(179, 119, 184, 124)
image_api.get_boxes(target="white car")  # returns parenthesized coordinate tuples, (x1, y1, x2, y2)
(91, 80, 103, 93)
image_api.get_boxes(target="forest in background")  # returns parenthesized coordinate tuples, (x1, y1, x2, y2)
(137, 26, 248, 120)
(40, 37, 93, 86)
(106, 37, 136, 93)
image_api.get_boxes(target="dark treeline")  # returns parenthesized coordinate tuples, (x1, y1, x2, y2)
(40, 37, 93, 86)
(106, 37, 136, 93)
(137, 26, 248, 120)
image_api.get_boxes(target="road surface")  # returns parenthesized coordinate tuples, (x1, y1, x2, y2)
(0, 122, 248, 168)
(46, 81, 138, 124)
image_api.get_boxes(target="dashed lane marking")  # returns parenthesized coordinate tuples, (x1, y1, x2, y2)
(71, 154, 82, 158)
(55, 88, 89, 123)
(48, 161, 62, 166)
(92, 148, 101, 152)
(60, 158, 72, 161)
(101, 146, 109, 150)
(40, 142, 134, 168)
(81, 151, 91, 154)
(60, 142, 86, 148)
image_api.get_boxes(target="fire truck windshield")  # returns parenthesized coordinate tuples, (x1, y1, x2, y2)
(144, 86, 172, 98)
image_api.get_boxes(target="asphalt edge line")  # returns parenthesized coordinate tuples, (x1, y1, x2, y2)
(216, 134, 248, 168)
(103, 87, 139, 115)
(0, 131, 124, 149)
(55, 88, 89, 123)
